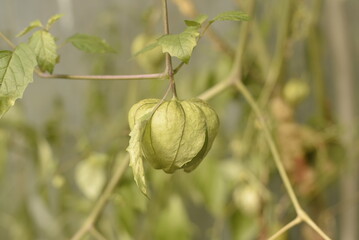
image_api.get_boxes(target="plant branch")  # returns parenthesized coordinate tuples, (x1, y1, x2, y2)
(240, 0, 291, 158)
(234, 80, 332, 240)
(173, 61, 185, 74)
(70, 154, 130, 240)
(36, 61, 186, 81)
(299, 209, 332, 240)
(233, 80, 302, 211)
(197, 80, 232, 101)
(89, 227, 107, 240)
(162, 0, 178, 98)
(36, 71, 167, 81)
(268, 216, 302, 240)
(197, 0, 255, 101)
(1, 32, 189, 82)
(196, 2, 330, 236)
(0, 32, 16, 49)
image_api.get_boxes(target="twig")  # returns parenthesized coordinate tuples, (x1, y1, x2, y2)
(36, 61, 186, 81)
(240, 0, 291, 158)
(36, 71, 167, 81)
(234, 80, 302, 211)
(0, 32, 16, 49)
(70, 155, 130, 240)
(89, 227, 108, 240)
(268, 217, 302, 240)
(198, 0, 254, 101)
(198, 80, 232, 101)
(173, 61, 185, 74)
(162, 0, 178, 98)
(234, 80, 332, 240)
(1, 32, 187, 82)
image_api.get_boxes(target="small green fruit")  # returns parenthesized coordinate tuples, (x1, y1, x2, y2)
(283, 79, 309, 105)
(128, 98, 219, 173)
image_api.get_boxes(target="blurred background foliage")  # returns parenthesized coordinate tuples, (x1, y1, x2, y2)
(0, 0, 358, 239)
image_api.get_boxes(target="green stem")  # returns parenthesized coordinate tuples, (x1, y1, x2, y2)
(173, 62, 185, 74)
(198, 0, 255, 101)
(234, 80, 332, 240)
(268, 217, 302, 240)
(1, 32, 185, 82)
(299, 209, 332, 240)
(0, 32, 16, 49)
(162, 0, 178, 99)
(240, 0, 291, 157)
(70, 155, 130, 240)
(198, 80, 232, 101)
(89, 227, 107, 240)
(234, 80, 302, 211)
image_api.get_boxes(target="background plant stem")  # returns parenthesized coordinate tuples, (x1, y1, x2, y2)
(70, 155, 129, 240)
(234, 80, 331, 240)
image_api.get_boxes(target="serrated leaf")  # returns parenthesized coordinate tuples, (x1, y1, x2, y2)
(210, 11, 249, 23)
(16, 20, 43, 37)
(133, 41, 159, 57)
(75, 153, 108, 200)
(157, 27, 200, 64)
(67, 34, 116, 54)
(0, 44, 37, 118)
(126, 112, 152, 197)
(28, 30, 58, 73)
(184, 14, 208, 27)
(46, 14, 63, 30)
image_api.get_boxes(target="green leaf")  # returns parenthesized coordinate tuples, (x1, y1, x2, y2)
(75, 153, 108, 200)
(46, 14, 63, 30)
(210, 11, 250, 23)
(0, 44, 37, 118)
(184, 14, 208, 27)
(28, 30, 58, 73)
(16, 20, 43, 37)
(67, 34, 116, 54)
(126, 112, 152, 197)
(157, 27, 200, 64)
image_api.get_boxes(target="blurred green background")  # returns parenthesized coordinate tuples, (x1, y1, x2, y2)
(0, 0, 358, 239)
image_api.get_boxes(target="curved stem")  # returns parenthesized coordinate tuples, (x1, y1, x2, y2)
(198, 80, 232, 101)
(70, 155, 130, 240)
(234, 80, 302, 212)
(268, 216, 302, 240)
(234, 80, 332, 240)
